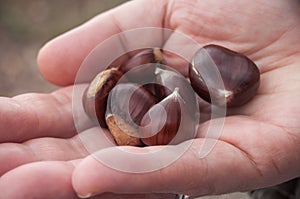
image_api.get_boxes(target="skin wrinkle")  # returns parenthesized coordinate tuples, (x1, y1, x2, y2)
(0, 143, 36, 177)
(184, 139, 258, 195)
(43, 105, 69, 138)
(180, 143, 212, 196)
(198, 117, 263, 175)
(216, 140, 263, 184)
(220, 117, 298, 181)
(223, 138, 259, 177)
(50, 90, 76, 137)
(228, 73, 300, 120)
(270, 125, 300, 172)
(245, 30, 288, 66)
(164, 156, 190, 194)
(161, 0, 171, 29)
(211, 143, 263, 194)
(259, 72, 290, 94)
(277, 51, 300, 67)
(149, 0, 170, 31)
(20, 135, 88, 162)
(251, 41, 299, 75)
(168, 0, 246, 40)
(265, 93, 300, 129)
(261, 109, 300, 137)
(249, 109, 279, 125)
(247, 25, 300, 73)
(109, 12, 130, 53)
(7, 91, 76, 141)
(22, 142, 41, 162)
(10, 97, 40, 142)
(69, 136, 89, 159)
(24, 139, 62, 161)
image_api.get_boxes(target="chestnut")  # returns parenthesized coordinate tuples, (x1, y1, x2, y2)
(140, 88, 182, 146)
(105, 83, 157, 146)
(143, 83, 172, 102)
(119, 48, 163, 82)
(189, 44, 260, 107)
(82, 68, 124, 127)
(106, 114, 142, 146)
(82, 54, 200, 147)
(155, 67, 199, 119)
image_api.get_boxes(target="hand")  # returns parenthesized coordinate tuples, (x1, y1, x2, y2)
(1, 0, 300, 198)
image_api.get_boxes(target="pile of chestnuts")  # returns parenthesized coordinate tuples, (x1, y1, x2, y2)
(82, 45, 260, 146)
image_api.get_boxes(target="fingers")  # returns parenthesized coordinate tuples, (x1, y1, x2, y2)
(0, 127, 115, 176)
(0, 161, 77, 199)
(37, 0, 168, 86)
(72, 139, 262, 197)
(0, 160, 177, 199)
(0, 138, 84, 177)
(0, 86, 77, 142)
(0, 143, 36, 177)
(72, 116, 300, 197)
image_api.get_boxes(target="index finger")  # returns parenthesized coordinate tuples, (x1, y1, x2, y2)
(0, 86, 79, 142)
(37, 0, 168, 86)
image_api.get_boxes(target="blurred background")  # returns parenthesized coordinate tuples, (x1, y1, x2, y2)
(0, 0, 251, 198)
(0, 0, 128, 96)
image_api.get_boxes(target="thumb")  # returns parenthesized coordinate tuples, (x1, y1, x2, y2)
(71, 138, 260, 198)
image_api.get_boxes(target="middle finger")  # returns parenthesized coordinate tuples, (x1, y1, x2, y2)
(0, 127, 112, 176)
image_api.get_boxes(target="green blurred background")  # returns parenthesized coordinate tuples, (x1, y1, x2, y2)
(0, 1, 251, 198)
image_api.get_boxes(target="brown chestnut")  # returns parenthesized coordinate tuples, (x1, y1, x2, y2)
(105, 83, 157, 146)
(119, 48, 163, 82)
(82, 54, 201, 147)
(189, 44, 260, 107)
(106, 114, 142, 146)
(155, 67, 199, 119)
(143, 83, 172, 102)
(82, 68, 124, 127)
(140, 88, 182, 146)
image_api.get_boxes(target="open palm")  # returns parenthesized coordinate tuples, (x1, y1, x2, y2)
(0, 0, 300, 198)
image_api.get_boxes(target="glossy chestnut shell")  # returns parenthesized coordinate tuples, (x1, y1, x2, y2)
(140, 88, 182, 146)
(105, 83, 157, 146)
(82, 68, 123, 127)
(189, 44, 260, 107)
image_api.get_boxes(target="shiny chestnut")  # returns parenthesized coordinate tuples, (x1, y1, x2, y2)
(140, 88, 182, 146)
(82, 68, 123, 127)
(105, 83, 157, 146)
(106, 83, 157, 126)
(82, 49, 203, 147)
(189, 44, 260, 107)
(119, 48, 163, 82)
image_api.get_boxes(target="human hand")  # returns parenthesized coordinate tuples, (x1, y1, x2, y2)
(0, 84, 175, 199)
(1, 0, 300, 198)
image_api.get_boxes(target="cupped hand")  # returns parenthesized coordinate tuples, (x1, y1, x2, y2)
(1, 0, 300, 198)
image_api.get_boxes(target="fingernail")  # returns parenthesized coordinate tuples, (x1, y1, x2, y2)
(77, 193, 93, 198)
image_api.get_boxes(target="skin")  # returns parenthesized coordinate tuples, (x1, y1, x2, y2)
(0, 0, 300, 198)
